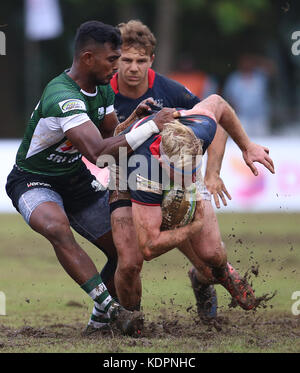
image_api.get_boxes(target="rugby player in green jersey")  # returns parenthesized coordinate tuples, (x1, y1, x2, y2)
(6, 20, 177, 336)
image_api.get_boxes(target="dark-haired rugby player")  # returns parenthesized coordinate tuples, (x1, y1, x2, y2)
(5, 20, 177, 336)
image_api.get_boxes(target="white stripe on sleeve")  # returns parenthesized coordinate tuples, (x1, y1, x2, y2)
(105, 105, 114, 115)
(60, 113, 91, 132)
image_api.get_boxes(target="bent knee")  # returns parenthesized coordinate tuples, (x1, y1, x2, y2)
(44, 220, 73, 243)
(117, 260, 143, 280)
(200, 245, 227, 268)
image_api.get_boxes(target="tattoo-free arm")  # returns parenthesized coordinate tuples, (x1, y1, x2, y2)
(114, 110, 139, 136)
(99, 112, 119, 138)
(185, 94, 275, 176)
(65, 120, 132, 164)
(205, 125, 232, 208)
(131, 203, 203, 261)
(100, 109, 148, 138)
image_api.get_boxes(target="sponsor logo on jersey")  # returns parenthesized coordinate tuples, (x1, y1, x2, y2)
(55, 139, 78, 154)
(59, 99, 86, 113)
(98, 107, 105, 120)
(27, 181, 52, 188)
(154, 99, 164, 108)
(46, 153, 81, 164)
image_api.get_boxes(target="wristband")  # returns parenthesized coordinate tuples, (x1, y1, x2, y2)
(125, 120, 159, 151)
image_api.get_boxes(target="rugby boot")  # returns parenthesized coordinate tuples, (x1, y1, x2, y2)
(110, 302, 144, 336)
(188, 267, 218, 319)
(82, 323, 112, 337)
(83, 302, 144, 337)
(213, 262, 256, 310)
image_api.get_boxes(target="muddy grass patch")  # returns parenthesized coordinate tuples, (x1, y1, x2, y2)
(0, 310, 299, 352)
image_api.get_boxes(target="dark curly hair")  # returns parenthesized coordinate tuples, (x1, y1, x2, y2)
(74, 20, 122, 57)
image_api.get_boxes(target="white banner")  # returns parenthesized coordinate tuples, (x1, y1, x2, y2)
(1, 137, 299, 213)
(0, 140, 21, 213)
(25, 0, 63, 41)
(215, 137, 300, 212)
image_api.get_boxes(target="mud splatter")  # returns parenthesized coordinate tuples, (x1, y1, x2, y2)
(66, 301, 84, 308)
(254, 291, 277, 309)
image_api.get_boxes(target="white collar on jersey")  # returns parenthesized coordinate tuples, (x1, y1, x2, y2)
(80, 86, 98, 97)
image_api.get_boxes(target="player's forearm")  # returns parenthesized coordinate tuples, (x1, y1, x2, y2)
(142, 221, 203, 261)
(186, 94, 251, 151)
(94, 135, 133, 163)
(90, 121, 159, 164)
(217, 96, 251, 151)
(205, 125, 228, 178)
(114, 111, 138, 136)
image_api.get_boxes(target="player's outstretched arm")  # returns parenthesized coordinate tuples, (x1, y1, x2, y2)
(205, 125, 231, 208)
(131, 202, 204, 261)
(185, 94, 275, 176)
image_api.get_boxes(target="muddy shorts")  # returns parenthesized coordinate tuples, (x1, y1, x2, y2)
(6, 164, 111, 242)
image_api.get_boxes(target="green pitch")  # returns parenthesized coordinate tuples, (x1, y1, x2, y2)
(0, 213, 299, 353)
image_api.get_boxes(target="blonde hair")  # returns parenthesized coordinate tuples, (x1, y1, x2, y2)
(117, 20, 156, 56)
(160, 120, 203, 171)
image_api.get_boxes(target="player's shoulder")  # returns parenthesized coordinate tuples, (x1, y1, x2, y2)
(44, 72, 81, 97)
(41, 72, 86, 117)
(154, 71, 200, 107)
(154, 71, 187, 91)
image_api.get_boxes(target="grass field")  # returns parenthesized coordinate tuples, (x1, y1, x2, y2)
(0, 212, 299, 353)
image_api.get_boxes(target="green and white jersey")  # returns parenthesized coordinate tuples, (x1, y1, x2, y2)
(16, 71, 115, 176)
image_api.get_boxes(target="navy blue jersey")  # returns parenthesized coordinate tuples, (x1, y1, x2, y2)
(110, 69, 200, 122)
(123, 113, 217, 206)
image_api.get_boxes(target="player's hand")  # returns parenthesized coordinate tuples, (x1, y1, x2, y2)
(153, 108, 177, 131)
(205, 172, 232, 208)
(242, 142, 275, 176)
(134, 98, 156, 118)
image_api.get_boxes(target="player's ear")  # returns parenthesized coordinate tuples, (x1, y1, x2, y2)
(81, 51, 94, 67)
(150, 54, 155, 66)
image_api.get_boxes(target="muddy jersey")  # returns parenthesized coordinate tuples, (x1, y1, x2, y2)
(122, 113, 217, 206)
(16, 71, 115, 176)
(110, 69, 200, 122)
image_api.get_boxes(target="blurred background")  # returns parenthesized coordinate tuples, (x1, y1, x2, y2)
(0, 0, 300, 212)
